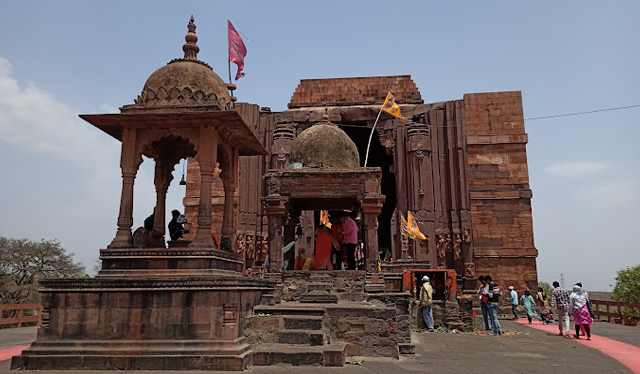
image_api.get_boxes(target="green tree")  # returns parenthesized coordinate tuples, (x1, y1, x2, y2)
(612, 265, 640, 303)
(0, 237, 85, 304)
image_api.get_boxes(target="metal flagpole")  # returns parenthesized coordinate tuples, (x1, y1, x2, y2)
(364, 109, 383, 167)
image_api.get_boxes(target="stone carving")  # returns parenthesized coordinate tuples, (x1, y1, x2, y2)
(436, 229, 445, 259)
(453, 229, 462, 260)
(245, 234, 256, 262)
(443, 229, 451, 252)
(464, 262, 476, 278)
(258, 233, 269, 263)
(266, 177, 281, 195)
(134, 86, 231, 110)
(463, 227, 472, 243)
(235, 232, 246, 257)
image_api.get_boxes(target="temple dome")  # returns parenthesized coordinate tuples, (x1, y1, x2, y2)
(289, 115, 360, 168)
(132, 16, 232, 110)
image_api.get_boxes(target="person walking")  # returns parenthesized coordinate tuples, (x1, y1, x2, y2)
(550, 281, 571, 337)
(419, 275, 434, 332)
(570, 285, 593, 340)
(535, 287, 548, 309)
(520, 289, 540, 324)
(486, 276, 502, 336)
(477, 276, 491, 331)
(508, 286, 519, 320)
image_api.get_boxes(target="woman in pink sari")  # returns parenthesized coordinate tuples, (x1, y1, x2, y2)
(569, 285, 592, 340)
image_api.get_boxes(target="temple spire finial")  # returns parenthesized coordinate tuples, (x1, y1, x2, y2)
(183, 15, 200, 60)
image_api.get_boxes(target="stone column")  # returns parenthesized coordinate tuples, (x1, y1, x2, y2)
(362, 208, 380, 273)
(265, 200, 285, 274)
(190, 126, 218, 248)
(150, 160, 173, 247)
(221, 147, 239, 243)
(108, 128, 140, 249)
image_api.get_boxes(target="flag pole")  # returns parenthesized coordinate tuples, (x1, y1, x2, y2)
(227, 21, 235, 108)
(364, 109, 383, 167)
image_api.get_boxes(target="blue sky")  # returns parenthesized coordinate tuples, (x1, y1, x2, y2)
(0, 1, 638, 291)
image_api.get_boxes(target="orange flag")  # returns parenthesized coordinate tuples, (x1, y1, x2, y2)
(407, 210, 427, 241)
(320, 210, 332, 229)
(381, 92, 404, 119)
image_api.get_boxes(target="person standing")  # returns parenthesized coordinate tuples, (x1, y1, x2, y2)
(419, 275, 434, 332)
(569, 285, 592, 340)
(508, 286, 519, 320)
(520, 289, 540, 324)
(340, 213, 359, 270)
(477, 276, 491, 331)
(486, 276, 502, 336)
(550, 281, 571, 337)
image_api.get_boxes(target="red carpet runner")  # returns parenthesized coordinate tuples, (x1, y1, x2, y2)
(515, 319, 640, 374)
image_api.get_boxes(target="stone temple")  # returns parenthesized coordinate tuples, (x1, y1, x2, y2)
(13, 17, 538, 371)
(184, 79, 538, 293)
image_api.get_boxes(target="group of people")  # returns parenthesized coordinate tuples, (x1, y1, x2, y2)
(144, 208, 189, 241)
(476, 275, 504, 335)
(294, 212, 359, 271)
(551, 281, 595, 340)
(477, 276, 595, 340)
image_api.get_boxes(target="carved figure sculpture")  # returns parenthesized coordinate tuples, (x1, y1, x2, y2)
(463, 227, 472, 243)
(257, 233, 269, 263)
(464, 262, 476, 278)
(235, 232, 246, 257)
(443, 229, 452, 252)
(436, 229, 445, 259)
(245, 233, 255, 262)
(453, 229, 462, 260)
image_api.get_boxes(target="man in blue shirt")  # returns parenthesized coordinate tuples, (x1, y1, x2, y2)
(508, 286, 519, 320)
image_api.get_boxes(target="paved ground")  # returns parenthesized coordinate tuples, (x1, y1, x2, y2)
(0, 320, 637, 373)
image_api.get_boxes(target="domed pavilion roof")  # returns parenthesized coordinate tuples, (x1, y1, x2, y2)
(132, 16, 232, 111)
(289, 114, 360, 168)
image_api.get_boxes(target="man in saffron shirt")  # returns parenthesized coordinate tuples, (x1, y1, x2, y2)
(340, 213, 359, 270)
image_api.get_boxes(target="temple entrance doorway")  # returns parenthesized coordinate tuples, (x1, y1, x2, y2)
(340, 124, 397, 260)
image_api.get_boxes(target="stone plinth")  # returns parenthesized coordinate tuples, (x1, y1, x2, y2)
(13, 276, 273, 371)
(99, 247, 244, 278)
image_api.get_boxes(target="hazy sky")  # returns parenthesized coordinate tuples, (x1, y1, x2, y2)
(1, 1, 638, 291)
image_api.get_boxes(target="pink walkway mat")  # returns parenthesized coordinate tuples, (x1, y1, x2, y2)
(515, 319, 640, 374)
(0, 345, 30, 362)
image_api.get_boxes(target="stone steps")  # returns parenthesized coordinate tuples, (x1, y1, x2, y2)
(254, 305, 325, 316)
(252, 342, 347, 367)
(274, 329, 325, 346)
(283, 315, 324, 330)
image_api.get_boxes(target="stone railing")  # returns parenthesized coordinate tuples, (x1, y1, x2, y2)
(0, 303, 42, 328)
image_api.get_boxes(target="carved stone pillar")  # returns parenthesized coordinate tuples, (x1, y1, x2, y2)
(221, 147, 239, 242)
(108, 128, 141, 249)
(362, 196, 384, 273)
(190, 127, 218, 247)
(265, 199, 285, 274)
(150, 159, 174, 246)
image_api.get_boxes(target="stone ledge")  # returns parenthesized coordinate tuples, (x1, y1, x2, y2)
(39, 277, 275, 292)
(474, 248, 538, 258)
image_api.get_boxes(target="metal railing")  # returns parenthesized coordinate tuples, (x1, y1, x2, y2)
(0, 303, 42, 328)
(590, 300, 640, 322)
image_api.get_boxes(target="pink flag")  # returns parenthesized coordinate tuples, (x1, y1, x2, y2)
(228, 20, 247, 80)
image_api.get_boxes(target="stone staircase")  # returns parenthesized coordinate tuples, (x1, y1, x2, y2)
(299, 272, 338, 303)
(248, 304, 347, 367)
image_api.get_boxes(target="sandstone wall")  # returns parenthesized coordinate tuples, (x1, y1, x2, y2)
(464, 91, 538, 291)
